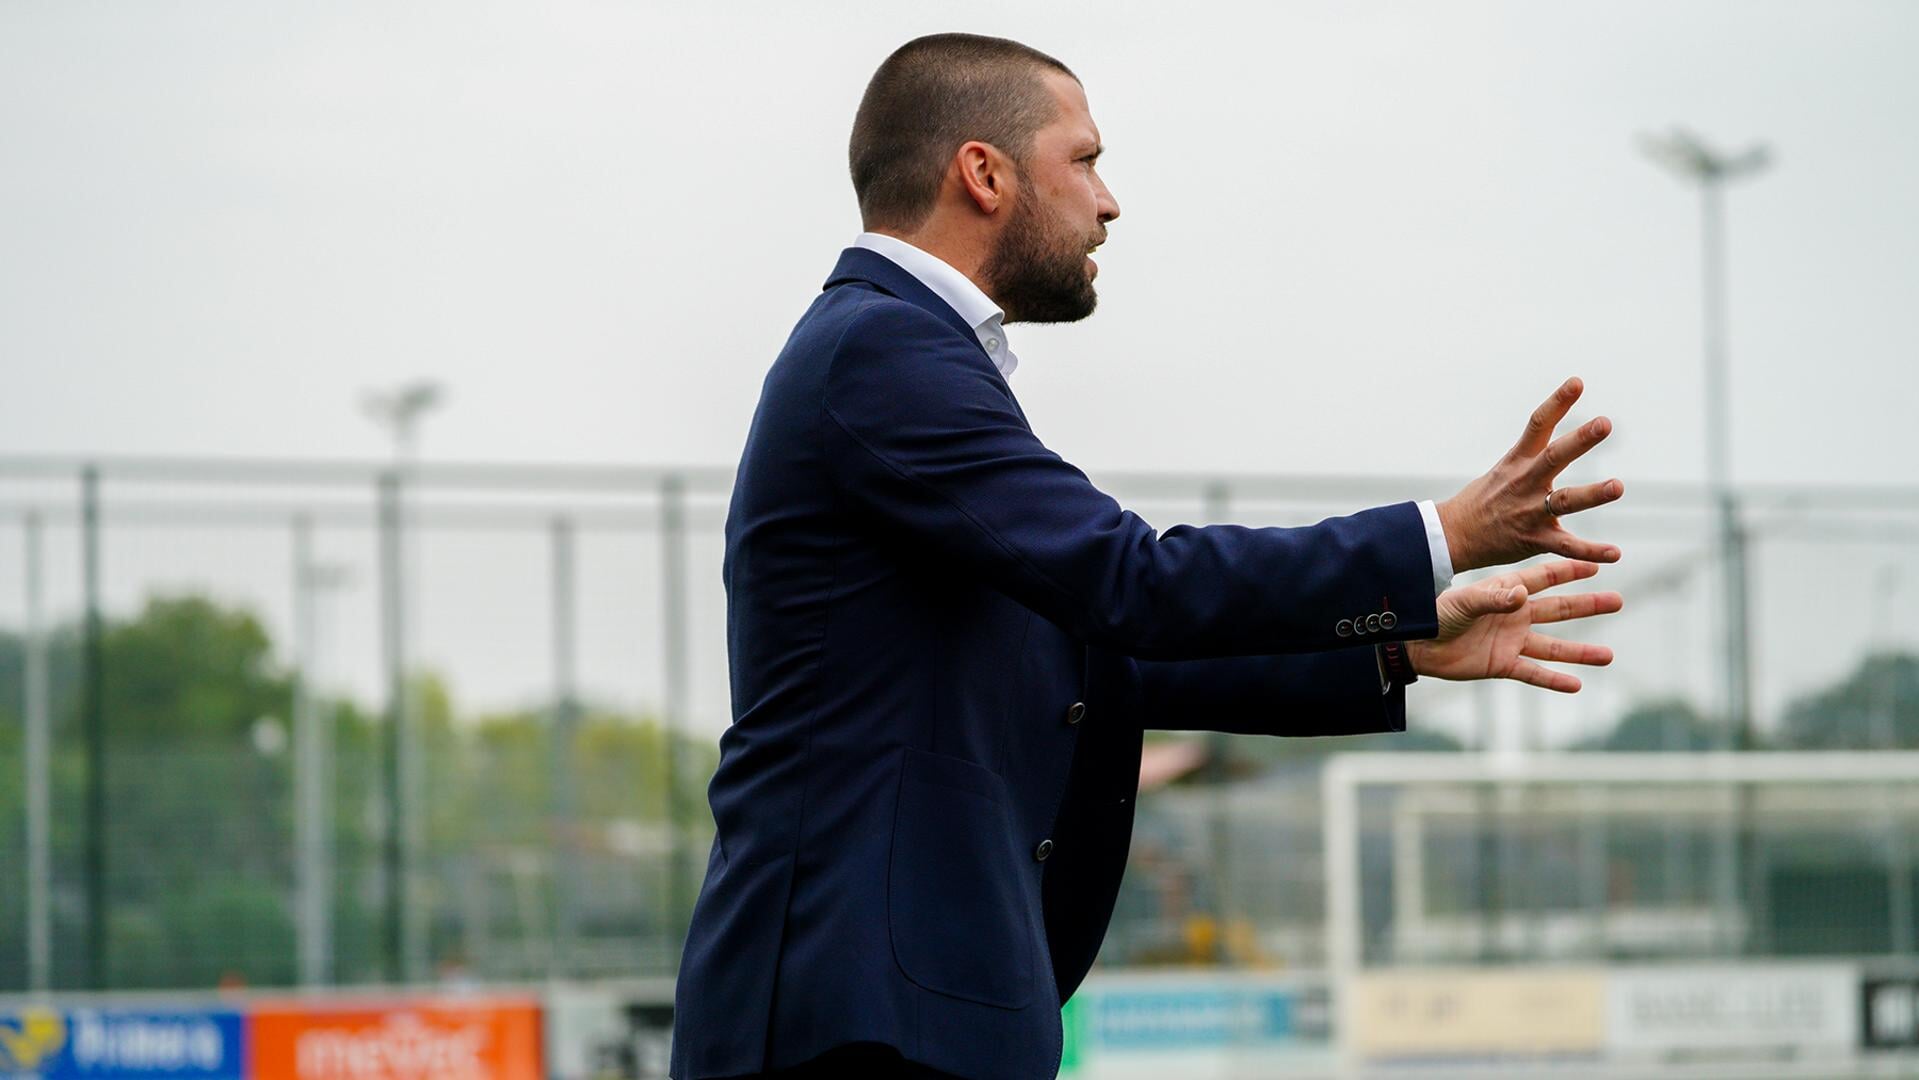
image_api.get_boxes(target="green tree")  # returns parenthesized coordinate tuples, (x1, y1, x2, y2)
(99, 596, 292, 741)
(0, 596, 297, 990)
(1779, 652, 1919, 750)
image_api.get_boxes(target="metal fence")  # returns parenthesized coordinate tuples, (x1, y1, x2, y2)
(1, 456, 1916, 993)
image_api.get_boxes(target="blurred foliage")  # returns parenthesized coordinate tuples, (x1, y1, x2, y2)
(1571, 653, 1919, 753)
(1779, 652, 1919, 750)
(1575, 697, 1722, 752)
(0, 592, 715, 992)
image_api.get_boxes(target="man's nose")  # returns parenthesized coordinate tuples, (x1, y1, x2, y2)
(1095, 177, 1120, 223)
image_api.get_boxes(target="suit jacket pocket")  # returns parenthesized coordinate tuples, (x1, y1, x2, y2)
(888, 747, 1035, 1009)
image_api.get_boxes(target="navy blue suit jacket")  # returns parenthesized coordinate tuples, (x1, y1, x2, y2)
(670, 247, 1439, 1079)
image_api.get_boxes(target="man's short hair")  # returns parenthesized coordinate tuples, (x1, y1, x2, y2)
(849, 33, 1076, 232)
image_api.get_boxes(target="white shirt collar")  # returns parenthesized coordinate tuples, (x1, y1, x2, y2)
(852, 231, 1018, 379)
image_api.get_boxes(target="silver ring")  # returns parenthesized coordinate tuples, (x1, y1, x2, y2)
(1545, 490, 1560, 517)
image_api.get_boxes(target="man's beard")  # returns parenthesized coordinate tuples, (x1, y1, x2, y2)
(980, 189, 1099, 324)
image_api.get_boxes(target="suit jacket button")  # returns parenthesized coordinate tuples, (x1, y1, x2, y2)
(1336, 619, 1354, 638)
(1353, 617, 1369, 636)
(1065, 702, 1086, 725)
(1366, 614, 1382, 633)
(1380, 611, 1398, 630)
(1034, 839, 1054, 862)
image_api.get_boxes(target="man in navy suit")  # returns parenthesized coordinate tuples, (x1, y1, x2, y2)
(671, 33, 1625, 1080)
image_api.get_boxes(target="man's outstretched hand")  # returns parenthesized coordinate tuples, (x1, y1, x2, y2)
(1437, 377, 1625, 573)
(1406, 560, 1622, 694)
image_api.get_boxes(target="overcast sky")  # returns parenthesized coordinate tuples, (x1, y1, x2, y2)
(2, 1, 1915, 747)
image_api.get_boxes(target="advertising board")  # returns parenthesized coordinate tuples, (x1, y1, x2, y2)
(1346, 968, 1606, 1064)
(544, 984, 675, 1080)
(0, 1005, 245, 1080)
(1064, 973, 1335, 1079)
(1859, 975, 1919, 1051)
(1606, 964, 1856, 1064)
(246, 996, 540, 1080)
(1088, 980, 1326, 1049)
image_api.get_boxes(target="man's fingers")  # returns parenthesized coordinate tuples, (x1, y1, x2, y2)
(1521, 633, 1613, 667)
(1542, 528, 1623, 564)
(1509, 659, 1583, 694)
(1515, 559, 1599, 595)
(1515, 377, 1583, 456)
(1538, 416, 1613, 478)
(1531, 591, 1625, 624)
(1458, 582, 1528, 618)
(1550, 477, 1625, 516)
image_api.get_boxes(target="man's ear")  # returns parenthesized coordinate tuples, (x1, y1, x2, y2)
(954, 140, 1011, 216)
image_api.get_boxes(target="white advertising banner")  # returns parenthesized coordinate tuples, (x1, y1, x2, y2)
(1605, 964, 1858, 1063)
(1347, 969, 1608, 1063)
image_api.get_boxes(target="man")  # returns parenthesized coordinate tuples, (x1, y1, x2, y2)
(671, 33, 1624, 1080)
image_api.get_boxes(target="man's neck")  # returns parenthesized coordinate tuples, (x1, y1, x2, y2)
(864, 226, 997, 309)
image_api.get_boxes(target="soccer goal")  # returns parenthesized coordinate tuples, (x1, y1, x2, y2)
(1319, 751, 1919, 1074)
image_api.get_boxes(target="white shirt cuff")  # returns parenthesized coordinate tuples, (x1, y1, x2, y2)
(1416, 499, 1456, 597)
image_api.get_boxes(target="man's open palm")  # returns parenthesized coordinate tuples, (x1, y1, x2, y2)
(1407, 559, 1622, 693)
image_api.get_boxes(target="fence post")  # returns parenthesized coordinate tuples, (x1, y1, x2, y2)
(661, 473, 692, 960)
(377, 469, 408, 983)
(1201, 480, 1233, 964)
(550, 514, 581, 977)
(292, 514, 333, 986)
(24, 510, 51, 991)
(81, 464, 106, 990)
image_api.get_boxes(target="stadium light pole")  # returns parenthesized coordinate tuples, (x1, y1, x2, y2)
(362, 380, 445, 473)
(1637, 128, 1770, 752)
(361, 379, 445, 983)
(1639, 127, 1771, 956)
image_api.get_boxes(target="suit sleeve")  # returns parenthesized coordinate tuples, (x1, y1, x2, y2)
(819, 303, 1439, 661)
(1136, 649, 1407, 736)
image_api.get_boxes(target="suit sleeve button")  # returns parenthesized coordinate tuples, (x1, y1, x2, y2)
(1034, 839, 1054, 862)
(1366, 614, 1382, 633)
(1336, 619, 1354, 638)
(1065, 702, 1086, 725)
(1380, 611, 1398, 631)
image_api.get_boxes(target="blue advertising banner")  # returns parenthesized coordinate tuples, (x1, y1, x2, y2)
(1091, 984, 1329, 1049)
(0, 1006, 244, 1080)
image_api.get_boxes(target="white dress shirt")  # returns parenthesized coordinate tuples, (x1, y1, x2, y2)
(851, 231, 1456, 604)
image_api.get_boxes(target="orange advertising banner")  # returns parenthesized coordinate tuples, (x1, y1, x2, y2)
(247, 996, 542, 1080)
